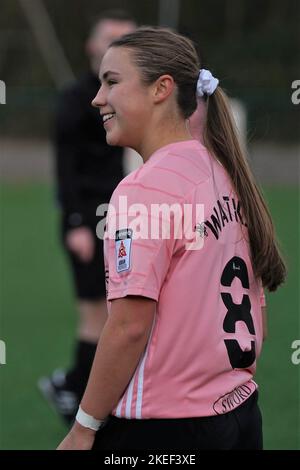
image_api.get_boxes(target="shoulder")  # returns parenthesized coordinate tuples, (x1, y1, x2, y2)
(134, 141, 212, 196)
(157, 140, 212, 184)
(111, 141, 213, 207)
(110, 169, 142, 202)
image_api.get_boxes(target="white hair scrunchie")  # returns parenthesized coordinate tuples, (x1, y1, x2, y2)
(197, 69, 219, 97)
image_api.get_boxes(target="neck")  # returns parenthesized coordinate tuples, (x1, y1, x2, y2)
(138, 119, 193, 162)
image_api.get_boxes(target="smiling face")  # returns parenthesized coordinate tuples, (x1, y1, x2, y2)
(92, 47, 153, 150)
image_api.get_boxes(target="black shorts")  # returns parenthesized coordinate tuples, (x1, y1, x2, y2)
(92, 390, 263, 451)
(62, 219, 106, 300)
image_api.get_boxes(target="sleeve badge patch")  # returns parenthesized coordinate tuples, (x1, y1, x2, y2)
(115, 228, 133, 273)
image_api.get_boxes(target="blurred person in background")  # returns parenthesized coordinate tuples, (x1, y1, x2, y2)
(38, 10, 136, 425)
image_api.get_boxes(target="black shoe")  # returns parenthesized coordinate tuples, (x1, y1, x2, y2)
(38, 369, 79, 425)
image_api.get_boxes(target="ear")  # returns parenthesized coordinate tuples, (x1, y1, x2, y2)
(152, 75, 175, 104)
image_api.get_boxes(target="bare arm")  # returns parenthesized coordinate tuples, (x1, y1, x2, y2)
(57, 296, 156, 450)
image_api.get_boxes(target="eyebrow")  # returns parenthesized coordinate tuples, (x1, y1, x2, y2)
(99, 71, 120, 82)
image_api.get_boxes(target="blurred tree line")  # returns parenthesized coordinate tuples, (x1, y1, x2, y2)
(0, 0, 299, 142)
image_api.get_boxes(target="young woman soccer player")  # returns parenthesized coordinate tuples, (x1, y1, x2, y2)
(57, 27, 286, 451)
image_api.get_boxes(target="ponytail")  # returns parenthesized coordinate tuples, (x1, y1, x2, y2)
(203, 87, 286, 291)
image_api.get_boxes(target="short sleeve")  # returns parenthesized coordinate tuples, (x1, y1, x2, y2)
(104, 182, 178, 302)
(106, 232, 173, 301)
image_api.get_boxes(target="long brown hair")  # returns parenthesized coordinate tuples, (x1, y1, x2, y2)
(110, 27, 286, 291)
(204, 88, 286, 291)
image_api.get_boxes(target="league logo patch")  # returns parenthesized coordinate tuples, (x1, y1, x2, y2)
(115, 228, 133, 273)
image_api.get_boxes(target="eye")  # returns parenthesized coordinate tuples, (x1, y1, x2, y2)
(107, 79, 117, 87)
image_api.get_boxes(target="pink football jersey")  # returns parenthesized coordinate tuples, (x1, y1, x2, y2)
(104, 139, 265, 419)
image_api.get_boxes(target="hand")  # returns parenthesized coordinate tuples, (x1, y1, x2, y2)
(66, 227, 95, 262)
(57, 421, 96, 450)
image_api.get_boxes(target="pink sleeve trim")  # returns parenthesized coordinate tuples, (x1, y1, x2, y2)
(107, 287, 159, 302)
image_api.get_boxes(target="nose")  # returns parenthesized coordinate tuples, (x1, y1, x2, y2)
(91, 85, 106, 108)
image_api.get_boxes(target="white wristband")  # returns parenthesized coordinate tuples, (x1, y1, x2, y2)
(75, 405, 107, 431)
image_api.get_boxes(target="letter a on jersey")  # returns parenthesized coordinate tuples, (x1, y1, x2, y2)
(115, 229, 133, 273)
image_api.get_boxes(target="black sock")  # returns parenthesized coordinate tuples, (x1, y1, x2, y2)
(65, 340, 97, 399)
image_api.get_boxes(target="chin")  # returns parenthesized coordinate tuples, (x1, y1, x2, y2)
(106, 132, 129, 148)
(105, 132, 119, 147)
